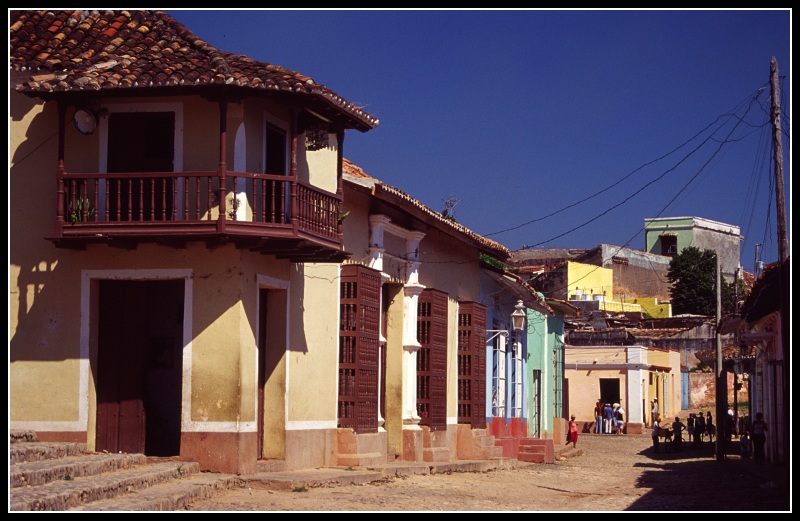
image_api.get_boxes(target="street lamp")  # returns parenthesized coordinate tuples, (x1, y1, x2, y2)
(511, 300, 526, 332)
(486, 301, 527, 343)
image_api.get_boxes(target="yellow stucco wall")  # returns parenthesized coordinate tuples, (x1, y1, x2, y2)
(564, 345, 681, 426)
(566, 261, 613, 301)
(619, 297, 672, 318)
(10, 91, 341, 448)
(286, 262, 340, 422)
(302, 137, 339, 193)
(564, 347, 628, 422)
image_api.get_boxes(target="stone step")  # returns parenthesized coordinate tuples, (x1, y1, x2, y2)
(10, 441, 88, 464)
(11, 452, 147, 487)
(518, 438, 555, 464)
(10, 460, 207, 511)
(337, 452, 386, 467)
(422, 446, 451, 463)
(68, 472, 239, 511)
(10, 430, 39, 444)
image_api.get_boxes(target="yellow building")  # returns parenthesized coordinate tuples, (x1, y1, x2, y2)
(10, 10, 378, 474)
(564, 342, 681, 433)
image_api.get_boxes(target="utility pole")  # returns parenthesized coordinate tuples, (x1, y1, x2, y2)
(770, 57, 788, 262)
(770, 56, 790, 474)
(753, 243, 761, 278)
(715, 254, 726, 461)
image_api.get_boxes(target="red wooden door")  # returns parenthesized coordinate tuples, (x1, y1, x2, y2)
(96, 281, 147, 454)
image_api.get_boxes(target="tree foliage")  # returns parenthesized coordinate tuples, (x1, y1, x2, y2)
(667, 246, 741, 316)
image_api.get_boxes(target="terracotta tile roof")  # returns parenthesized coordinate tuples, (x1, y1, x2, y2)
(342, 158, 509, 259)
(9, 10, 378, 131)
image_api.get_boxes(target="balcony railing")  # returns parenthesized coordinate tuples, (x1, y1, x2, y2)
(58, 170, 343, 255)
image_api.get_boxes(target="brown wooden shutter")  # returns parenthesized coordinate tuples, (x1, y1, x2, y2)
(338, 264, 381, 433)
(458, 301, 487, 428)
(417, 289, 448, 432)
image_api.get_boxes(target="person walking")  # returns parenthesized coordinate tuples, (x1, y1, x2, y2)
(751, 412, 768, 464)
(651, 415, 661, 453)
(566, 415, 579, 448)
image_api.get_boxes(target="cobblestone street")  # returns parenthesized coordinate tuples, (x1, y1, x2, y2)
(185, 430, 790, 512)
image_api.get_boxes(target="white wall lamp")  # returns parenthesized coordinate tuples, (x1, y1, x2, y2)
(511, 300, 526, 332)
(486, 300, 527, 343)
(72, 103, 108, 135)
(73, 107, 98, 135)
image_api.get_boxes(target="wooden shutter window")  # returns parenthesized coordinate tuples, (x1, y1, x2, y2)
(417, 289, 448, 432)
(338, 264, 381, 433)
(458, 301, 487, 428)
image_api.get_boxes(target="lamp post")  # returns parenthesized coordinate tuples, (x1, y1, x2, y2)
(511, 300, 526, 333)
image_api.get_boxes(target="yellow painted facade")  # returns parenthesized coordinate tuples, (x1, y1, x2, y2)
(566, 261, 614, 301)
(619, 297, 672, 318)
(9, 89, 345, 474)
(564, 345, 681, 431)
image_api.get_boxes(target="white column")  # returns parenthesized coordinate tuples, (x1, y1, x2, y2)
(377, 272, 391, 431)
(401, 231, 426, 425)
(402, 282, 425, 425)
(368, 214, 391, 273)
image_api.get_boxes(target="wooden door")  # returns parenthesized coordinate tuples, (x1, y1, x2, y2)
(96, 281, 147, 454)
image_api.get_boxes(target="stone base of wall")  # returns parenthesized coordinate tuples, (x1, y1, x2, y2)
(182, 431, 257, 475)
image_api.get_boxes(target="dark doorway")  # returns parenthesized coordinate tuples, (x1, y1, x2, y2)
(107, 111, 175, 221)
(599, 378, 621, 406)
(96, 279, 184, 456)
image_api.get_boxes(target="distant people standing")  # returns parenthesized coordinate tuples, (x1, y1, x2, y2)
(723, 409, 735, 450)
(616, 404, 626, 435)
(751, 412, 768, 464)
(594, 400, 604, 434)
(706, 411, 715, 442)
(694, 412, 706, 449)
(651, 398, 659, 426)
(651, 415, 661, 453)
(672, 417, 686, 452)
(566, 415, 579, 448)
(728, 407, 737, 436)
(740, 429, 752, 459)
(687, 414, 695, 447)
(603, 403, 614, 434)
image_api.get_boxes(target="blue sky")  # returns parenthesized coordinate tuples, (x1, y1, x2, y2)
(165, 9, 791, 273)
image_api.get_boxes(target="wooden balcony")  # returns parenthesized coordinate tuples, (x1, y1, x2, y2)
(54, 170, 347, 261)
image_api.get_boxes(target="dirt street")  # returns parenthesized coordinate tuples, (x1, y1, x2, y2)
(184, 431, 790, 512)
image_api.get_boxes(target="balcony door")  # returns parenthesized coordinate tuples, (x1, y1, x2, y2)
(106, 111, 175, 221)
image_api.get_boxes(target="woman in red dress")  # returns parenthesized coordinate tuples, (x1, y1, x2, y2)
(566, 415, 579, 448)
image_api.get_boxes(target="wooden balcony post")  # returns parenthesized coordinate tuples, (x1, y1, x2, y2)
(217, 99, 228, 233)
(289, 109, 299, 234)
(55, 101, 67, 237)
(336, 130, 345, 242)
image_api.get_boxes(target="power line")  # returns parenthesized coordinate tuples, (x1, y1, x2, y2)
(483, 84, 775, 248)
